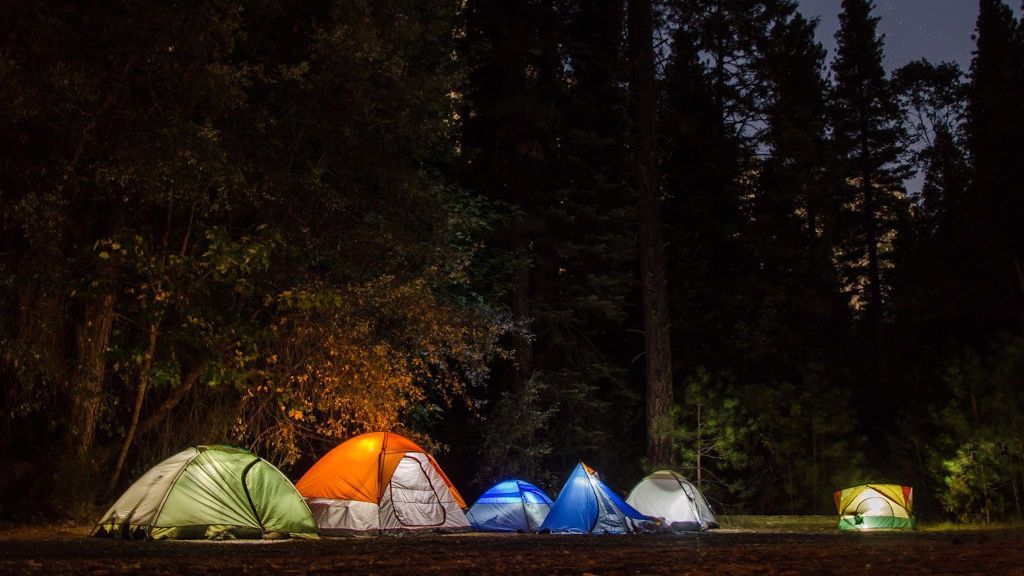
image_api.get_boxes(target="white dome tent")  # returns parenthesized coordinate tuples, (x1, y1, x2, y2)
(625, 470, 717, 531)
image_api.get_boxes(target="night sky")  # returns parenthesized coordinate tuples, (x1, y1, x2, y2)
(797, 0, 1022, 193)
(797, 0, 1023, 72)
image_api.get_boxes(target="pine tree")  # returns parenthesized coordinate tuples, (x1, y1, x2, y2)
(630, 0, 675, 468)
(888, 60, 970, 361)
(462, 0, 640, 484)
(660, 18, 746, 376)
(829, 0, 909, 427)
(460, 0, 563, 482)
(968, 0, 1024, 332)
(756, 11, 845, 333)
(543, 0, 640, 480)
(669, 0, 799, 144)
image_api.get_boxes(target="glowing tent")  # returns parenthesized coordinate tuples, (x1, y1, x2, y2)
(296, 432, 469, 534)
(92, 445, 318, 540)
(835, 484, 914, 530)
(626, 470, 718, 531)
(467, 479, 553, 532)
(539, 462, 654, 534)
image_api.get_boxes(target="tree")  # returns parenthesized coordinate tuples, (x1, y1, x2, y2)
(668, 0, 799, 143)
(461, 0, 641, 486)
(896, 0, 1024, 521)
(660, 13, 747, 482)
(659, 3, 868, 511)
(757, 11, 833, 239)
(927, 337, 1024, 523)
(630, 0, 674, 468)
(967, 0, 1024, 331)
(754, 10, 850, 371)
(829, 0, 910, 429)
(888, 61, 971, 388)
(0, 0, 507, 515)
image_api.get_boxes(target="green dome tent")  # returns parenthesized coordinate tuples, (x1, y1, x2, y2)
(93, 445, 318, 540)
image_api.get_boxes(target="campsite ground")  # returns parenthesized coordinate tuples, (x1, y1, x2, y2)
(1, 519, 1023, 575)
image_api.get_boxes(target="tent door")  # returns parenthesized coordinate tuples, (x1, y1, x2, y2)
(389, 455, 446, 527)
(855, 496, 895, 517)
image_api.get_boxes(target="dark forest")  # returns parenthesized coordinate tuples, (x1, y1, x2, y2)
(1, 0, 1022, 526)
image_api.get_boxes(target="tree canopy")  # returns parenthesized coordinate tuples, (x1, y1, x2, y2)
(0, 0, 1021, 524)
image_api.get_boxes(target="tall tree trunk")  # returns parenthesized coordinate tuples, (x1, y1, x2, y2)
(630, 0, 674, 468)
(68, 287, 116, 456)
(107, 321, 159, 494)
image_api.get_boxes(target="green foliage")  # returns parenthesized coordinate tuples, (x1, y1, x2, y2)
(675, 366, 863, 515)
(928, 337, 1024, 523)
(474, 374, 557, 487)
(674, 369, 748, 498)
(0, 0, 1019, 523)
(661, 1, 865, 516)
(0, 0, 507, 516)
(459, 0, 639, 486)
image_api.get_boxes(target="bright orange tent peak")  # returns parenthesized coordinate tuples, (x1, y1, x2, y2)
(295, 432, 465, 508)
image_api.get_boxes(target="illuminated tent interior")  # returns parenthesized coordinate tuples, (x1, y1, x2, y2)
(296, 431, 469, 533)
(626, 470, 718, 531)
(467, 478, 553, 532)
(834, 484, 915, 530)
(539, 462, 654, 534)
(92, 445, 318, 540)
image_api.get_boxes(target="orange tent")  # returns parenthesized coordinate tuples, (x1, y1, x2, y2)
(297, 432, 469, 533)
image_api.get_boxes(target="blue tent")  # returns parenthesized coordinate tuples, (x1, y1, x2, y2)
(539, 462, 653, 534)
(467, 479, 553, 532)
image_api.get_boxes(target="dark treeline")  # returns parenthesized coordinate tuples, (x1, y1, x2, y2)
(1, 0, 1022, 523)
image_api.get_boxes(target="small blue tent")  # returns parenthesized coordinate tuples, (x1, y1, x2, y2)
(467, 479, 553, 532)
(539, 462, 653, 534)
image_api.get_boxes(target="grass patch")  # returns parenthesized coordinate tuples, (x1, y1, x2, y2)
(718, 515, 1024, 533)
(717, 515, 837, 532)
(0, 523, 93, 541)
(917, 520, 1024, 532)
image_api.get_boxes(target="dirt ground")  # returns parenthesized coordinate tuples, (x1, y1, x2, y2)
(1, 525, 1023, 575)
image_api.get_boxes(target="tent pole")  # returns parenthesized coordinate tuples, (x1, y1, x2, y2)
(516, 480, 531, 530)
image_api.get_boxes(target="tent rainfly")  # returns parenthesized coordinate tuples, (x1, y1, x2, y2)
(467, 479, 553, 532)
(93, 445, 318, 540)
(626, 470, 718, 531)
(296, 432, 469, 534)
(834, 484, 915, 530)
(539, 462, 655, 534)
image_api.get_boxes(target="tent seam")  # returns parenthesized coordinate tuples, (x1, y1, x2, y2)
(147, 446, 203, 539)
(240, 456, 266, 532)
